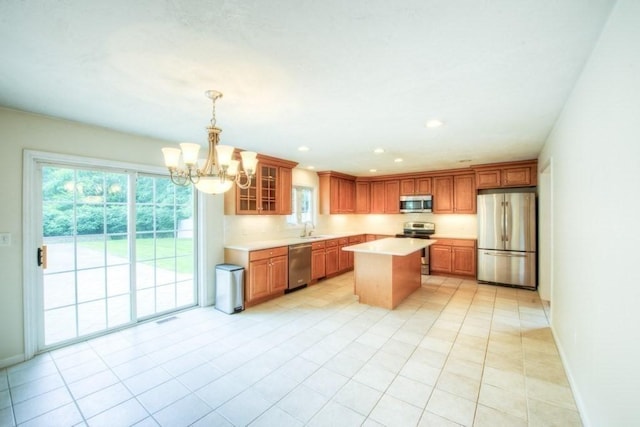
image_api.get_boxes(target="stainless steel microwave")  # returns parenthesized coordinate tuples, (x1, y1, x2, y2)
(399, 195, 433, 213)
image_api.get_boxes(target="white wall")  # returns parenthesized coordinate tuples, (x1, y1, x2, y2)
(0, 108, 225, 366)
(538, 0, 640, 424)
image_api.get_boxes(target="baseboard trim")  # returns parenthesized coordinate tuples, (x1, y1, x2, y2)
(550, 326, 590, 427)
(0, 353, 25, 369)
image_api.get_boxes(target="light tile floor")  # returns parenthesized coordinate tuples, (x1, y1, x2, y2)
(0, 273, 581, 426)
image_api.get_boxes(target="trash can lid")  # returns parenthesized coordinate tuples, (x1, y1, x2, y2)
(215, 263, 244, 271)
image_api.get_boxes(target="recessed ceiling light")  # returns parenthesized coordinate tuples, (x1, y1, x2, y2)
(373, 148, 385, 154)
(394, 158, 403, 163)
(369, 169, 377, 173)
(307, 165, 315, 170)
(298, 146, 310, 152)
(426, 119, 444, 128)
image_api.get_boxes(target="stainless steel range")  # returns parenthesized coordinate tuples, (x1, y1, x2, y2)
(395, 221, 435, 275)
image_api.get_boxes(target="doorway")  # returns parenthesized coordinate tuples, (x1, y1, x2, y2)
(539, 159, 554, 309)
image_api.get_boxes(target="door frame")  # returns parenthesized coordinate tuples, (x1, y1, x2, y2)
(22, 150, 207, 359)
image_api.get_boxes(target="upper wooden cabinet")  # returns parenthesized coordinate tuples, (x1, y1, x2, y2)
(474, 160, 538, 189)
(355, 181, 370, 214)
(453, 174, 476, 214)
(369, 180, 399, 214)
(225, 153, 297, 215)
(432, 176, 453, 213)
(318, 171, 357, 214)
(317, 159, 536, 215)
(433, 174, 476, 214)
(400, 177, 432, 195)
(384, 180, 400, 214)
(370, 181, 385, 214)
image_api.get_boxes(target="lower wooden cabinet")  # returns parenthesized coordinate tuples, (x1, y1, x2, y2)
(338, 238, 350, 271)
(325, 240, 339, 276)
(430, 239, 476, 277)
(224, 246, 288, 306)
(311, 241, 326, 280)
(248, 247, 288, 302)
(346, 235, 365, 269)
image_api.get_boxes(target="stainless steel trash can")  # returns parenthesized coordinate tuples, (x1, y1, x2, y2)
(215, 264, 244, 314)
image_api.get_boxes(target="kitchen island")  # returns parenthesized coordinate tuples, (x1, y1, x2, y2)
(342, 237, 437, 309)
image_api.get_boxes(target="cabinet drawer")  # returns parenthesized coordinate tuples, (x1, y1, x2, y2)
(311, 241, 326, 250)
(338, 238, 349, 245)
(348, 235, 364, 244)
(249, 246, 288, 261)
(325, 239, 339, 247)
(433, 238, 476, 247)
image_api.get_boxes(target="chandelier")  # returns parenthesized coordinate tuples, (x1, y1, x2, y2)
(161, 90, 258, 194)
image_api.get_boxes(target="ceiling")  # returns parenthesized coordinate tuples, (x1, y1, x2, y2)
(0, 0, 615, 176)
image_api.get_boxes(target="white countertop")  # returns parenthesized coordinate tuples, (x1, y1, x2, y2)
(342, 237, 437, 256)
(224, 232, 362, 251)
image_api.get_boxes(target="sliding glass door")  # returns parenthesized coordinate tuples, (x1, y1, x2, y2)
(135, 175, 195, 318)
(39, 164, 196, 349)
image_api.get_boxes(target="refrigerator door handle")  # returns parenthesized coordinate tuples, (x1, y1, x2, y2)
(504, 200, 511, 242)
(483, 251, 527, 258)
(501, 201, 507, 242)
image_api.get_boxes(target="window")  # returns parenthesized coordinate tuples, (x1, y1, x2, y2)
(287, 186, 314, 226)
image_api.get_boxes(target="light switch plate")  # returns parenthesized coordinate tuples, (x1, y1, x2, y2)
(0, 233, 11, 246)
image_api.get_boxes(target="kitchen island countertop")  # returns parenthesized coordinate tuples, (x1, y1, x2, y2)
(342, 237, 437, 256)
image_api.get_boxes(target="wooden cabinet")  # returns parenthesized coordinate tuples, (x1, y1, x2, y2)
(429, 239, 476, 277)
(430, 245, 452, 273)
(317, 160, 537, 215)
(432, 176, 453, 213)
(370, 181, 386, 214)
(225, 246, 288, 307)
(346, 235, 365, 269)
(370, 180, 399, 214)
(385, 180, 400, 214)
(278, 166, 292, 215)
(400, 177, 432, 195)
(355, 181, 370, 213)
(474, 160, 538, 189)
(248, 246, 288, 301)
(237, 163, 279, 214)
(325, 239, 339, 276)
(338, 238, 350, 271)
(311, 241, 326, 280)
(225, 154, 297, 215)
(318, 172, 357, 214)
(453, 174, 476, 214)
(452, 246, 475, 276)
(433, 174, 476, 214)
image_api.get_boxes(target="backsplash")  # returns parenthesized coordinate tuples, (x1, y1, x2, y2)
(223, 212, 477, 245)
(223, 168, 477, 245)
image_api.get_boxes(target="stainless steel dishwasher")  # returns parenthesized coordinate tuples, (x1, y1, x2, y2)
(288, 243, 312, 291)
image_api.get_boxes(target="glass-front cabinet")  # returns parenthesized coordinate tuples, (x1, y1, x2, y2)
(225, 153, 297, 215)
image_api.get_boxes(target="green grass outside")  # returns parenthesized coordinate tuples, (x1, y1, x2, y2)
(82, 238, 194, 274)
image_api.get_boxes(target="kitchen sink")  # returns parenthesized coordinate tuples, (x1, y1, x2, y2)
(300, 235, 330, 239)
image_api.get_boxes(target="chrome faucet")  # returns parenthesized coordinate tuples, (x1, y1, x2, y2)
(300, 222, 314, 237)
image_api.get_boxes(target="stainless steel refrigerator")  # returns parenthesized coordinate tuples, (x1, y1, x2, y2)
(477, 192, 536, 289)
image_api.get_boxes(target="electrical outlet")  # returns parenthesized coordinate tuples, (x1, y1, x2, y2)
(0, 233, 11, 246)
